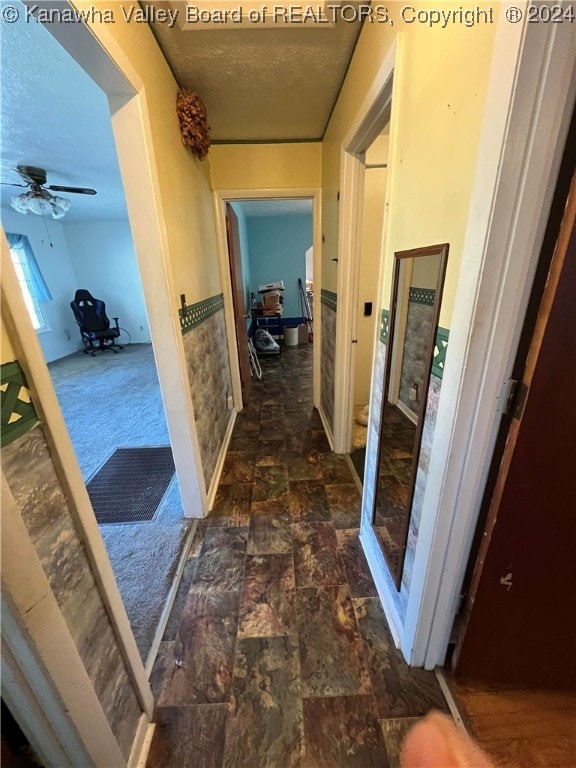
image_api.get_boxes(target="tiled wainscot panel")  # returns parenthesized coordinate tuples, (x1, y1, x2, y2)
(2, 421, 141, 758)
(180, 295, 233, 489)
(320, 290, 337, 432)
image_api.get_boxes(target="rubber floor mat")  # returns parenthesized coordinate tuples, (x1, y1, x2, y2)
(86, 446, 175, 524)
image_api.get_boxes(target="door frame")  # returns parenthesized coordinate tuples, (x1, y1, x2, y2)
(1, 2, 211, 758)
(225, 202, 252, 404)
(333, 39, 398, 455)
(336, 10, 575, 664)
(213, 188, 322, 410)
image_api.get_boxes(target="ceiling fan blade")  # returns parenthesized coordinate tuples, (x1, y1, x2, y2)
(47, 185, 97, 195)
(17, 165, 47, 185)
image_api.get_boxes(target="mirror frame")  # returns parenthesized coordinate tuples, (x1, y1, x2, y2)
(373, 242, 449, 588)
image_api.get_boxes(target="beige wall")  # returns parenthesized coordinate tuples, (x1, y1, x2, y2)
(209, 143, 322, 190)
(87, 1, 222, 306)
(1, 317, 15, 362)
(355, 165, 388, 405)
(322, 5, 498, 328)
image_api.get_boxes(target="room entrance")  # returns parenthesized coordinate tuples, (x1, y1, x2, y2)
(0, 3, 197, 676)
(214, 192, 321, 412)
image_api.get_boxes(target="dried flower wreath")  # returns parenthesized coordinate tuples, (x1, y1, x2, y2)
(176, 90, 211, 160)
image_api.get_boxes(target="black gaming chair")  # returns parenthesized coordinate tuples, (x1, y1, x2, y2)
(70, 290, 124, 356)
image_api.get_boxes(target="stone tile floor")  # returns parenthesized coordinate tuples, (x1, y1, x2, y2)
(147, 345, 447, 768)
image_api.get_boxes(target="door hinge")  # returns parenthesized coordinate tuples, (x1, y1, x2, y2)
(500, 378, 529, 419)
(511, 381, 529, 420)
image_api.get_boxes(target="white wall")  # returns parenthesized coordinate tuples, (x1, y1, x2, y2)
(1, 210, 151, 362)
(63, 220, 151, 344)
(1, 207, 79, 361)
(305, 247, 313, 284)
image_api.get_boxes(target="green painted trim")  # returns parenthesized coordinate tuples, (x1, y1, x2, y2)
(320, 289, 337, 313)
(409, 288, 436, 306)
(432, 327, 450, 379)
(179, 294, 225, 335)
(380, 309, 390, 344)
(1, 360, 39, 448)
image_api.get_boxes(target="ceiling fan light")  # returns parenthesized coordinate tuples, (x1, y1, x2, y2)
(11, 193, 30, 214)
(27, 196, 54, 216)
(10, 190, 72, 219)
(52, 196, 71, 213)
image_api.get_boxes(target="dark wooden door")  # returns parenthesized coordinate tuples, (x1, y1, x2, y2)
(453, 175, 576, 689)
(226, 203, 251, 405)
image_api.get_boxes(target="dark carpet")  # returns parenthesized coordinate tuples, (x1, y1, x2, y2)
(87, 446, 175, 524)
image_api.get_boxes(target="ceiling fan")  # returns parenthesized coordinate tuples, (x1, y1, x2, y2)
(4, 165, 97, 219)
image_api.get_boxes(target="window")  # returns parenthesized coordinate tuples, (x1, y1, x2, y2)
(6, 234, 51, 331)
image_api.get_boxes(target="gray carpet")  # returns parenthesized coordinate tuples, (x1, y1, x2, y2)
(48, 344, 191, 662)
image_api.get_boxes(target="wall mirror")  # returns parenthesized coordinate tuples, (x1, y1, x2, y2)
(372, 243, 449, 588)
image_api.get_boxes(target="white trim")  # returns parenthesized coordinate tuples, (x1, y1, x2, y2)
(134, 724, 156, 768)
(345, 453, 363, 496)
(128, 715, 154, 768)
(213, 194, 244, 410)
(1, 620, 78, 768)
(207, 410, 237, 509)
(404, 12, 576, 668)
(333, 40, 398, 454)
(1, 475, 128, 767)
(434, 670, 467, 731)
(333, 152, 365, 452)
(318, 403, 335, 451)
(144, 521, 197, 676)
(212, 187, 322, 411)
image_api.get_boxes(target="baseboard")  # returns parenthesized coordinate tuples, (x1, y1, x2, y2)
(128, 715, 155, 768)
(360, 525, 403, 647)
(435, 669, 468, 731)
(318, 405, 335, 451)
(207, 409, 236, 510)
(395, 399, 418, 426)
(144, 521, 197, 676)
(345, 454, 363, 496)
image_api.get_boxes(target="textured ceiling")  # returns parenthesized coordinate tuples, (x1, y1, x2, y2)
(234, 198, 313, 217)
(1, 0, 366, 225)
(0, 1, 128, 222)
(143, 0, 368, 141)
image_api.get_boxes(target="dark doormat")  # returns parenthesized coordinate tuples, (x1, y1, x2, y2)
(87, 446, 175, 524)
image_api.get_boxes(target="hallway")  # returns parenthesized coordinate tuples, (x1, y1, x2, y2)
(147, 345, 447, 767)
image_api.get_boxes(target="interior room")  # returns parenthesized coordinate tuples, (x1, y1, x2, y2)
(0, 5, 188, 666)
(230, 198, 313, 354)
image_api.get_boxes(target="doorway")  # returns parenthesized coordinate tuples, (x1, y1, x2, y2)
(0, 10, 190, 668)
(0, 2, 207, 700)
(349, 125, 390, 486)
(450, 116, 576, 689)
(214, 190, 322, 413)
